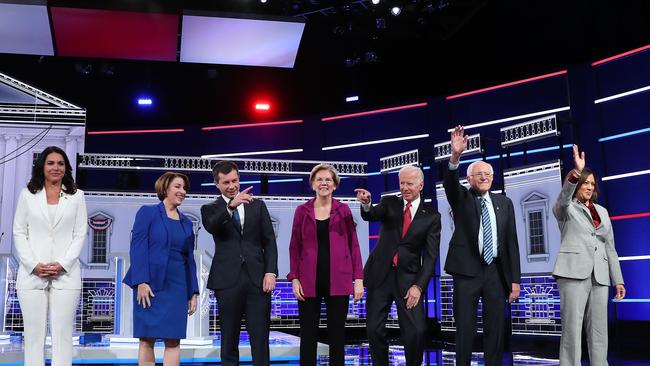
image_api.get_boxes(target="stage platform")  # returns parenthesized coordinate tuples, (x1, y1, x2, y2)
(0, 331, 327, 365)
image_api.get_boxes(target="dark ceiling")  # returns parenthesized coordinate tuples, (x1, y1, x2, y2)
(2, 0, 650, 130)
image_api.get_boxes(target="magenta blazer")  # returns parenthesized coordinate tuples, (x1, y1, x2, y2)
(287, 198, 364, 297)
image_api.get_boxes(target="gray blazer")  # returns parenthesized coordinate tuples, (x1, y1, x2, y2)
(552, 179, 624, 286)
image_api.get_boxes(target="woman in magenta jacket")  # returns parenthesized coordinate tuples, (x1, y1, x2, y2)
(288, 163, 364, 366)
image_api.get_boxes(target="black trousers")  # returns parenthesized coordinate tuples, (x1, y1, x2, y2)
(453, 260, 508, 366)
(214, 264, 271, 366)
(366, 268, 427, 366)
(298, 295, 349, 366)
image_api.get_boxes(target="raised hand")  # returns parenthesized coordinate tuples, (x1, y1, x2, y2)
(354, 188, 371, 205)
(572, 144, 585, 173)
(230, 186, 254, 208)
(450, 125, 468, 164)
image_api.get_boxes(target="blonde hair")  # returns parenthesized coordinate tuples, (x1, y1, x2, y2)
(154, 172, 190, 201)
(309, 164, 340, 187)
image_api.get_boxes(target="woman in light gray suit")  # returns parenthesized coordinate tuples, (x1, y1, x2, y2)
(552, 144, 626, 366)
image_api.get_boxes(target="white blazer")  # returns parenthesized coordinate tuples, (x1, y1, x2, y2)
(12, 187, 88, 290)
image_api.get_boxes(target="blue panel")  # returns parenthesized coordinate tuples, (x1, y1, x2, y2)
(611, 218, 650, 257)
(447, 76, 569, 128)
(602, 176, 650, 216)
(322, 106, 431, 147)
(595, 95, 650, 136)
(594, 50, 650, 97)
(616, 259, 650, 321)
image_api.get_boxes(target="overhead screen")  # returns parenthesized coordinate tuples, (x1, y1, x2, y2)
(50, 7, 178, 61)
(0, 2, 54, 56)
(180, 14, 305, 68)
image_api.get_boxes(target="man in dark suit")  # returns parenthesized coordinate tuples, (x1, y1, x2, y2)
(443, 126, 521, 366)
(201, 161, 278, 366)
(355, 165, 441, 366)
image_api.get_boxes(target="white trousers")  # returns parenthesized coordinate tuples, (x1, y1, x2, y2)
(17, 287, 80, 366)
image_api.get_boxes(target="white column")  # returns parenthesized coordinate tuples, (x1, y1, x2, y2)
(65, 136, 78, 179)
(186, 251, 212, 340)
(0, 135, 19, 254)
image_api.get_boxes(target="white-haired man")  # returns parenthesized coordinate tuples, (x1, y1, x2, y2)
(355, 165, 441, 366)
(443, 126, 521, 366)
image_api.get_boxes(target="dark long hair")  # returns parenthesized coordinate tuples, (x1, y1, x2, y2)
(573, 167, 598, 203)
(27, 146, 77, 195)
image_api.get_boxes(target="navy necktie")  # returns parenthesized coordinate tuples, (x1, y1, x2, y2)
(480, 197, 494, 265)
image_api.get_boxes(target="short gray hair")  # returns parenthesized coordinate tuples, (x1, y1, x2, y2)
(399, 165, 424, 183)
(466, 161, 493, 177)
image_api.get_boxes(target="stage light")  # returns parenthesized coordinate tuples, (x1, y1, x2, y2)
(322, 102, 428, 121)
(201, 148, 303, 158)
(365, 51, 380, 63)
(255, 102, 270, 111)
(446, 70, 568, 100)
(137, 98, 153, 106)
(598, 127, 650, 142)
(372, 0, 380, 4)
(260, 0, 268, 3)
(390, 6, 401, 16)
(594, 85, 650, 104)
(601, 169, 650, 181)
(346, 95, 359, 102)
(322, 133, 429, 151)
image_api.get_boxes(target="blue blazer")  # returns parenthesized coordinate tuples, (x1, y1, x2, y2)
(123, 202, 200, 300)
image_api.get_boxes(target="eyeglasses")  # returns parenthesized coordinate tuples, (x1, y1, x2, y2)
(471, 172, 493, 178)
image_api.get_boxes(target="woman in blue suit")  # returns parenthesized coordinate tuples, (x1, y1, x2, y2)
(123, 172, 200, 366)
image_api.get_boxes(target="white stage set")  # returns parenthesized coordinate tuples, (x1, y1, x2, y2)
(0, 71, 374, 363)
(1, 71, 570, 363)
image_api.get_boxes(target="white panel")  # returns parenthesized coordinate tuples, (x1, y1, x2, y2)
(83, 193, 369, 280)
(0, 4, 54, 56)
(180, 15, 305, 68)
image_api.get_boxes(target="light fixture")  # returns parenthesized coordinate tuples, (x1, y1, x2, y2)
(255, 103, 270, 111)
(390, 6, 401, 16)
(372, 0, 380, 4)
(137, 98, 153, 106)
(346, 96, 359, 102)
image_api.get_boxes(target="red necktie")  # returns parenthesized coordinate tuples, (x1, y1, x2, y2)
(393, 202, 412, 267)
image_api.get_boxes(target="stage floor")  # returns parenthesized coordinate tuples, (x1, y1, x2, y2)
(1, 333, 649, 365)
(0, 331, 326, 365)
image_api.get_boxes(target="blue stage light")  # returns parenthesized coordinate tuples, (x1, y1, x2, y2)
(137, 98, 153, 106)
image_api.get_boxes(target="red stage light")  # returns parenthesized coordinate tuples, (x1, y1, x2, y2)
(255, 102, 270, 111)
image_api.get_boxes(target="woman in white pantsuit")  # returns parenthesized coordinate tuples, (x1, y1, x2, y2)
(13, 146, 88, 366)
(552, 145, 626, 366)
